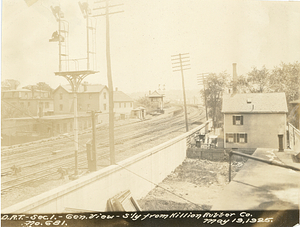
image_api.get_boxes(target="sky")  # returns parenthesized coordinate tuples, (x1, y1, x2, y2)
(2, 0, 300, 94)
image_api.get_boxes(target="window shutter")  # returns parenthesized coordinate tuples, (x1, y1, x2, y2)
(245, 134, 247, 143)
(241, 116, 243, 125)
(233, 116, 236, 125)
(234, 133, 237, 143)
(237, 134, 240, 143)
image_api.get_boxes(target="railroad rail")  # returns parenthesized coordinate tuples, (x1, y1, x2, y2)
(2, 106, 204, 193)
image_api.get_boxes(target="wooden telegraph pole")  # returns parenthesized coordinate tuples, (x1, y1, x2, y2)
(93, 0, 124, 165)
(171, 53, 191, 132)
(197, 73, 209, 121)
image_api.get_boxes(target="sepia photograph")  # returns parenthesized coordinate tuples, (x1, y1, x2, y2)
(1, 0, 300, 226)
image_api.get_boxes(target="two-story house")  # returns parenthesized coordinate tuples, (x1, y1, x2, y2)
(53, 83, 109, 114)
(113, 88, 134, 119)
(222, 93, 288, 149)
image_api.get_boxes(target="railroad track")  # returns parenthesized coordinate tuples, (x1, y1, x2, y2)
(1, 106, 204, 192)
(1, 106, 196, 171)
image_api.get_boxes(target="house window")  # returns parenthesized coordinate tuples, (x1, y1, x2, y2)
(233, 115, 243, 125)
(60, 93, 63, 100)
(237, 133, 247, 143)
(63, 123, 67, 133)
(45, 102, 49, 108)
(60, 104, 63, 111)
(226, 133, 247, 143)
(104, 92, 107, 99)
(226, 133, 235, 143)
(104, 104, 107, 110)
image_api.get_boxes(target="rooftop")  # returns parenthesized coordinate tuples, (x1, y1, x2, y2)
(222, 92, 288, 113)
(149, 90, 164, 98)
(58, 84, 107, 93)
(113, 90, 133, 102)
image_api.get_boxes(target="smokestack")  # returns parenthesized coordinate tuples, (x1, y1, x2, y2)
(233, 63, 237, 94)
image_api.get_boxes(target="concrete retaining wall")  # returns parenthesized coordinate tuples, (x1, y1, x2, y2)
(3, 123, 208, 214)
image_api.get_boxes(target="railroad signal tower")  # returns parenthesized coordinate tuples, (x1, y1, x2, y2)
(79, 1, 97, 70)
(50, 4, 98, 175)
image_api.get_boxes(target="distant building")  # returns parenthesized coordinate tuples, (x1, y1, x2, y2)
(148, 90, 164, 111)
(113, 88, 134, 119)
(1, 114, 92, 146)
(53, 83, 109, 114)
(222, 93, 288, 149)
(131, 107, 146, 120)
(53, 83, 133, 119)
(1, 89, 53, 117)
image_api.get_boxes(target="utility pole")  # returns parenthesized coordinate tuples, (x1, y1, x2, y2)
(171, 53, 191, 132)
(197, 73, 209, 121)
(93, 0, 124, 165)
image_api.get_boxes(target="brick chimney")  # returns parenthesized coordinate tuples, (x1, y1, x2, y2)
(233, 63, 237, 94)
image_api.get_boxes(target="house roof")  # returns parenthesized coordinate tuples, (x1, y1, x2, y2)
(149, 90, 164, 98)
(2, 89, 32, 92)
(222, 93, 288, 113)
(113, 90, 133, 102)
(54, 84, 107, 93)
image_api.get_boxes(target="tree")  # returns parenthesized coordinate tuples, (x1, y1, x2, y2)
(270, 62, 300, 102)
(36, 82, 54, 93)
(201, 72, 229, 129)
(23, 82, 54, 97)
(234, 62, 300, 126)
(270, 62, 300, 126)
(136, 96, 157, 112)
(246, 65, 271, 93)
(1, 79, 20, 90)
